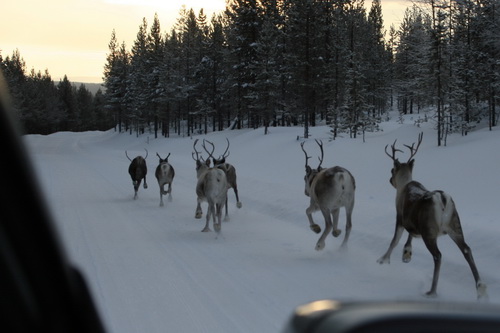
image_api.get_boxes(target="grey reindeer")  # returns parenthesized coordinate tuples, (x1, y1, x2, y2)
(301, 140, 356, 251)
(192, 139, 228, 233)
(126, 149, 148, 199)
(205, 138, 242, 221)
(155, 153, 175, 207)
(377, 133, 487, 299)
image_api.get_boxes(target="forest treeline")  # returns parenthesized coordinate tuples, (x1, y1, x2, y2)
(0, 52, 112, 134)
(1, 0, 498, 145)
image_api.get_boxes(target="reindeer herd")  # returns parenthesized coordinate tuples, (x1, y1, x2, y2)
(126, 138, 242, 233)
(125, 134, 487, 300)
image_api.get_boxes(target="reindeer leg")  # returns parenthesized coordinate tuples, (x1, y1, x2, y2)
(402, 234, 413, 263)
(160, 183, 167, 195)
(159, 192, 164, 207)
(422, 236, 441, 297)
(377, 216, 404, 264)
(133, 181, 139, 199)
(202, 203, 212, 232)
(215, 203, 222, 233)
(223, 197, 230, 222)
(306, 200, 321, 234)
(167, 182, 173, 202)
(447, 215, 487, 299)
(316, 209, 333, 251)
(195, 199, 203, 219)
(143, 176, 148, 189)
(331, 208, 341, 237)
(234, 186, 242, 208)
(340, 204, 353, 249)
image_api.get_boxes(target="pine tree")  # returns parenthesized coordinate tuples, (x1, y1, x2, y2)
(176, 7, 203, 136)
(58, 76, 78, 131)
(127, 18, 151, 136)
(103, 30, 129, 132)
(225, 0, 262, 130)
(147, 13, 164, 138)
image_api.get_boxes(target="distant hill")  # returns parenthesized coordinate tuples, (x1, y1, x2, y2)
(73, 82, 105, 95)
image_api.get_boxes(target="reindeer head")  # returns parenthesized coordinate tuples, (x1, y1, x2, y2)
(301, 139, 324, 197)
(192, 139, 211, 176)
(385, 133, 423, 189)
(211, 138, 230, 166)
(156, 152, 171, 164)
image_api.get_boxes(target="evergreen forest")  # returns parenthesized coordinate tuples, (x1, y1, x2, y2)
(1, 0, 498, 145)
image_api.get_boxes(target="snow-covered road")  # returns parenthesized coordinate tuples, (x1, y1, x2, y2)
(24, 120, 500, 332)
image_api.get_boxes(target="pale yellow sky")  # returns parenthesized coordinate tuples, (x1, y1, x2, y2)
(1, 0, 409, 84)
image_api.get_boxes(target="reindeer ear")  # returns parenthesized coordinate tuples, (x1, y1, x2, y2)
(409, 159, 415, 169)
(394, 160, 401, 168)
(306, 165, 312, 174)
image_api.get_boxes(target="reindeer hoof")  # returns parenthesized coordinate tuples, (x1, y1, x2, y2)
(332, 229, 341, 237)
(315, 242, 325, 251)
(310, 224, 321, 234)
(402, 250, 412, 263)
(425, 290, 437, 298)
(195, 212, 202, 219)
(477, 283, 488, 300)
(214, 224, 221, 232)
(236, 202, 242, 209)
(201, 227, 211, 232)
(377, 256, 390, 264)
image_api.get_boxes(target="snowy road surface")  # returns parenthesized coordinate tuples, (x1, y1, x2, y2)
(24, 119, 500, 332)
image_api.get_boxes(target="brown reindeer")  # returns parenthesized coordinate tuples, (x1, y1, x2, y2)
(155, 153, 175, 207)
(206, 138, 242, 221)
(126, 149, 148, 199)
(192, 139, 228, 232)
(301, 140, 355, 251)
(377, 133, 487, 299)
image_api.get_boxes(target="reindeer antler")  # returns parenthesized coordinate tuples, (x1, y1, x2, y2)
(385, 133, 423, 163)
(219, 138, 230, 160)
(403, 132, 423, 162)
(300, 141, 311, 169)
(301, 140, 324, 171)
(143, 148, 148, 159)
(157, 152, 171, 161)
(315, 139, 324, 170)
(385, 140, 403, 162)
(192, 139, 203, 161)
(202, 139, 216, 160)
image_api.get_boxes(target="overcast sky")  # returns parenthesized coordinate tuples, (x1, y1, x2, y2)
(1, 0, 408, 84)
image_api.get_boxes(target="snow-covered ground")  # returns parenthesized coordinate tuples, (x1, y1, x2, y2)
(24, 114, 500, 332)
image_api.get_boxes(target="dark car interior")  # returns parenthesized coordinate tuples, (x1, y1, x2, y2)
(0, 71, 106, 332)
(1, 69, 499, 333)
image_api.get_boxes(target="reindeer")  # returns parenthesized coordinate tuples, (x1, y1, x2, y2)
(301, 140, 356, 251)
(192, 139, 228, 232)
(126, 149, 148, 199)
(155, 153, 175, 207)
(206, 138, 242, 221)
(377, 133, 487, 299)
